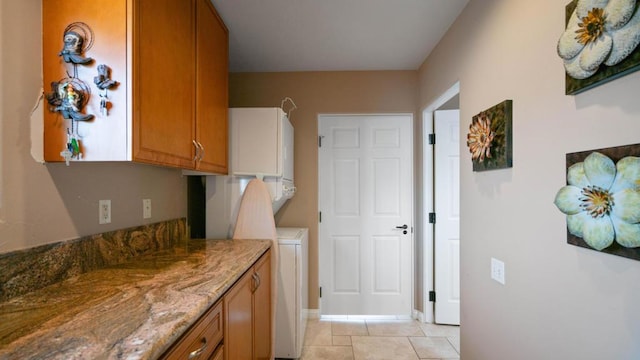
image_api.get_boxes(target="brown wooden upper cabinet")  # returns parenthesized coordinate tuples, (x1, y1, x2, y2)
(42, 0, 228, 174)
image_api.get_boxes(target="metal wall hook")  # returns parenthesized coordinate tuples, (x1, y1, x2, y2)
(280, 96, 297, 119)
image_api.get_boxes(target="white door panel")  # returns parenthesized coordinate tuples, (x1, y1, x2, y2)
(434, 109, 460, 325)
(319, 114, 413, 316)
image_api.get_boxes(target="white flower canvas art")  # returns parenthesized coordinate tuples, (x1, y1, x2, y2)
(558, 0, 640, 94)
(555, 144, 640, 260)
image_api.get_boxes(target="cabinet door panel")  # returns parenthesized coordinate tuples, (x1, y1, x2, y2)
(224, 270, 253, 360)
(133, 0, 196, 168)
(253, 251, 272, 360)
(195, 0, 228, 174)
(43, 0, 128, 162)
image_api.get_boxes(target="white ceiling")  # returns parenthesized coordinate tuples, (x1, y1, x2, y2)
(210, 0, 469, 73)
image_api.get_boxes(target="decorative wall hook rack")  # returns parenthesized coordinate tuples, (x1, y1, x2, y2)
(47, 22, 97, 164)
(59, 22, 94, 66)
(46, 78, 94, 122)
(94, 64, 119, 116)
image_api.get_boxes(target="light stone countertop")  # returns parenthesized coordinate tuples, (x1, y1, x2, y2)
(0, 238, 271, 360)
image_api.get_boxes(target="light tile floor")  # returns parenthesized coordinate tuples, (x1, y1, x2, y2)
(300, 317, 460, 360)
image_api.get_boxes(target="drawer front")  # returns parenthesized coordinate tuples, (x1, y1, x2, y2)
(197, 301, 224, 357)
(162, 300, 223, 359)
(210, 344, 224, 360)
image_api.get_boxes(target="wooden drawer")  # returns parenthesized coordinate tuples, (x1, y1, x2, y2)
(210, 344, 224, 360)
(162, 300, 223, 359)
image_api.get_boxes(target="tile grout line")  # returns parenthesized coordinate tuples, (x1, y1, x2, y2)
(350, 335, 355, 360)
(407, 335, 422, 359)
(446, 336, 460, 356)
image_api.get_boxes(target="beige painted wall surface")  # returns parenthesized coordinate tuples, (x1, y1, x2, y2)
(418, 1, 640, 359)
(229, 71, 418, 308)
(0, 1, 187, 254)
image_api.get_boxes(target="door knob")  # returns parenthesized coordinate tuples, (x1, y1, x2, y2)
(395, 224, 408, 234)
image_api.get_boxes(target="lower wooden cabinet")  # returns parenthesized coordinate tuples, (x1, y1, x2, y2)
(161, 248, 271, 360)
(224, 250, 272, 360)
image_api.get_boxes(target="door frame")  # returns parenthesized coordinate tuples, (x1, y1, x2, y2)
(421, 82, 460, 323)
(318, 113, 415, 316)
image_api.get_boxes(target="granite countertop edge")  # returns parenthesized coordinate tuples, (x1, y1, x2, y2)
(0, 238, 272, 360)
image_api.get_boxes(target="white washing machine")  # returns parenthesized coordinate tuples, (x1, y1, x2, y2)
(275, 227, 308, 359)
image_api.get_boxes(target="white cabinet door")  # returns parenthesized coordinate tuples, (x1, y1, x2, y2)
(230, 108, 283, 177)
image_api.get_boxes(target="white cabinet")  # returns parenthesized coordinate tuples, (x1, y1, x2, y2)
(230, 108, 293, 181)
(206, 108, 296, 239)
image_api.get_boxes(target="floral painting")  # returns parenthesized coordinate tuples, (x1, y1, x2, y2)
(554, 144, 640, 260)
(558, 0, 640, 95)
(466, 100, 512, 172)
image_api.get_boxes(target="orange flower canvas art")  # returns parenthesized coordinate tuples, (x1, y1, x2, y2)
(467, 100, 512, 172)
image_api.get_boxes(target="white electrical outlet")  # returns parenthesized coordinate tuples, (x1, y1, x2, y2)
(491, 257, 505, 285)
(99, 200, 111, 224)
(143, 199, 152, 219)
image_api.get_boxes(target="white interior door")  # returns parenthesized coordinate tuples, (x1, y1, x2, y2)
(318, 114, 413, 316)
(434, 110, 460, 325)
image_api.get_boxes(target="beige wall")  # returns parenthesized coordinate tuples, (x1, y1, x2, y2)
(0, 1, 187, 254)
(229, 71, 418, 308)
(419, 0, 640, 358)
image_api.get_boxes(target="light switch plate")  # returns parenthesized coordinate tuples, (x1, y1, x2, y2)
(491, 257, 505, 285)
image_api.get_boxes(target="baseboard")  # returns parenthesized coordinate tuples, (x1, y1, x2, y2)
(306, 308, 320, 319)
(308, 309, 427, 321)
(413, 309, 426, 323)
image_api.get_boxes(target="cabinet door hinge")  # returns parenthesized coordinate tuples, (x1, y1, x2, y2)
(428, 212, 436, 224)
(429, 291, 436, 302)
(428, 133, 436, 145)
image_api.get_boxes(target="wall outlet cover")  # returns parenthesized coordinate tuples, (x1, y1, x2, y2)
(99, 200, 111, 224)
(491, 257, 505, 285)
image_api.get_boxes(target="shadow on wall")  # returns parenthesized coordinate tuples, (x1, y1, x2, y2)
(45, 161, 187, 239)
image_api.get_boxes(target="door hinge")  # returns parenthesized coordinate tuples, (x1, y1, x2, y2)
(429, 212, 436, 224)
(319, 287, 322, 298)
(428, 133, 436, 145)
(319, 211, 322, 223)
(429, 291, 436, 302)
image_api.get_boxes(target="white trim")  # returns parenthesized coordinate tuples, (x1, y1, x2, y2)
(413, 309, 425, 322)
(421, 82, 460, 324)
(320, 314, 413, 321)
(306, 308, 320, 320)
